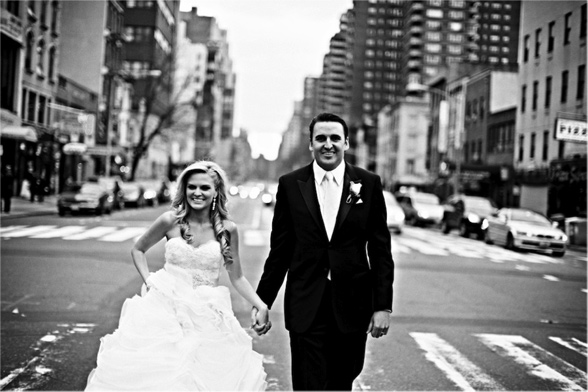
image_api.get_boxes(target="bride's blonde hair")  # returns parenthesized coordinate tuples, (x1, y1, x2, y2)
(172, 161, 233, 265)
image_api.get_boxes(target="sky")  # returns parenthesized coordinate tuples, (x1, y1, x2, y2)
(180, 0, 354, 160)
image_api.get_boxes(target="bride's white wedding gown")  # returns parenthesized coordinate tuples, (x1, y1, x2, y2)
(85, 237, 267, 391)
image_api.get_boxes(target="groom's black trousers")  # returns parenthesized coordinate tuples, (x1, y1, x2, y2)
(289, 280, 368, 391)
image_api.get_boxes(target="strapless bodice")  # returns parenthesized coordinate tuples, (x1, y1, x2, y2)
(164, 237, 222, 288)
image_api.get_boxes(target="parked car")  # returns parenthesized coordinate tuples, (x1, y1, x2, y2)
(88, 176, 125, 210)
(58, 183, 113, 216)
(482, 208, 568, 257)
(383, 191, 405, 234)
(441, 194, 498, 239)
(120, 182, 146, 208)
(395, 191, 444, 227)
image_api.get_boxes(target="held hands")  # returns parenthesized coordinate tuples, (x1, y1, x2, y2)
(250, 306, 271, 336)
(367, 310, 391, 339)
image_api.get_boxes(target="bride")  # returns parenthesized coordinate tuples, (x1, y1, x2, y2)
(86, 161, 270, 391)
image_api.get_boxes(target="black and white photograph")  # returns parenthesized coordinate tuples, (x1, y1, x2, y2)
(1, 0, 586, 390)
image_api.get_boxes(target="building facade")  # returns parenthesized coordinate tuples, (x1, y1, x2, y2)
(515, 0, 586, 218)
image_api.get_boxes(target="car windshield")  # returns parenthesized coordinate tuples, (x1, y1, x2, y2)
(509, 209, 551, 226)
(80, 184, 102, 194)
(412, 193, 439, 205)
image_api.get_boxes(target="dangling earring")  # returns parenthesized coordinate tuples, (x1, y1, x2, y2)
(212, 197, 216, 211)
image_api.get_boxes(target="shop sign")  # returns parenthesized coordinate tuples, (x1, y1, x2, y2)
(554, 118, 587, 143)
(0, 11, 23, 44)
(63, 143, 87, 155)
(49, 103, 96, 147)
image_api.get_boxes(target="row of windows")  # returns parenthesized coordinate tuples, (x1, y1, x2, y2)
(521, 66, 586, 112)
(523, 4, 587, 62)
(25, 0, 60, 34)
(365, 39, 400, 48)
(424, 43, 463, 54)
(425, 32, 465, 42)
(428, 0, 466, 8)
(125, 26, 153, 42)
(367, 7, 402, 16)
(425, 21, 463, 32)
(517, 132, 564, 162)
(364, 71, 398, 80)
(367, 18, 401, 27)
(466, 97, 486, 122)
(487, 122, 515, 155)
(365, 49, 399, 59)
(426, 9, 466, 20)
(366, 28, 403, 37)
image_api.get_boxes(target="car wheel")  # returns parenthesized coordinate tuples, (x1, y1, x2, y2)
(505, 233, 516, 251)
(552, 251, 565, 257)
(96, 206, 103, 216)
(441, 220, 450, 234)
(483, 230, 493, 244)
(459, 222, 468, 238)
(58, 208, 65, 217)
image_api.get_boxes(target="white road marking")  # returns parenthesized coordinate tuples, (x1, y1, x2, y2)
(397, 238, 449, 256)
(477, 334, 587, 391)
(2, 294, 34, 311)
(549, 337, 588, 358)
(1, 226, 57, 238)
(410, 332, 504, 391)
(543, 275, 560, 282)
(29, 226, 86, 238)
(63, 226, 118, 240)
(98, 227, 146, 242)
(0, 225, 27, 234)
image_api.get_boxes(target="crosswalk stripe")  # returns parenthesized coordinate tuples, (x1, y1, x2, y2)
(63, 227, 119, 240)
(1, 226, 57, 238)
(397, 238, 449, 255)
(29, 226, 86, 238)
(0, 225, 27, 234)
(477, 334, 587, 391)
(549, 337, 588, 358)
(98, 227, 145, 242)
(410, 332, 504, 391)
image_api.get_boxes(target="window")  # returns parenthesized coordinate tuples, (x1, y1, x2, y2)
(27, 91, 36, 122)
(530, 133, 536, 159)
(523, 35, 529, 62)
(40, 0, 48, 25)
(542, 130, 549, 161)
(426, 32, 442, 41)
(521, 84, 526, 112)
(426, 9, 443, 18)
(51, 1, 58, 33)
(426, 21, 442, 30)
(518, 135, 524, 162)
(479, 96, 485, 119)
(548, 21, 555, 53)
(48, 46, 56, 80)
(448, 11, 464, 19)
(425, 43, 442, 52)
(535, 28, 541, 58)
(578, 64, 586, 100)
(449, 22, 463, 31)
(564, 12, 572, 44)
(561, 70, 568, 102)
(25, 32, 34, 71)
(448, 34, 463, 42)
(36, 39, 45, 74)
(532, 81, 538, 111)
(448, 45, 462, 54)
(581, 4, 587, 38)
(38, 95, 46, 125)
(545, 76, 552, 108)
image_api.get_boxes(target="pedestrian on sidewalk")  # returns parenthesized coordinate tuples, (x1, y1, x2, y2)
(1, 165, 14, 213)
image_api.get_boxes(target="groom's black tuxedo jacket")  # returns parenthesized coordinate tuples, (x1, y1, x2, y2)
(257, 162, 394, 334)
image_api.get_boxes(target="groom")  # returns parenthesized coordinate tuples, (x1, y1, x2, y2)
(255, 112, 394, 390)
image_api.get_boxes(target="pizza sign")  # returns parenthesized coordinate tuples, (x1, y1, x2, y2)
(554, 118, 587, 143)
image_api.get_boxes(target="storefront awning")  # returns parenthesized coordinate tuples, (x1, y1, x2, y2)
(1, 126, 38, 142)
(63, 142, 87, 155)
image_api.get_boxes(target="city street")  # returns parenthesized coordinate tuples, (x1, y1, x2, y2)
(1, 196, 586, 391)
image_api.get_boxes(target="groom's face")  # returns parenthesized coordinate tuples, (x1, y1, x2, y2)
(310, 121, 349, 172)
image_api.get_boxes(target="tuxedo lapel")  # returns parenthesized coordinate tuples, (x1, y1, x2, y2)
(297, 168, 327, 238)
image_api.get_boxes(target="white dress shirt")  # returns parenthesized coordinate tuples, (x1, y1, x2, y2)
(313, 160, 345, 239)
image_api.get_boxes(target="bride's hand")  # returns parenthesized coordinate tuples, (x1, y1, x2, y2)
(251, 306, 271, 335)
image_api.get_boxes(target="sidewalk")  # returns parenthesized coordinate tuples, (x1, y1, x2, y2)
(1, 195, 58, 219)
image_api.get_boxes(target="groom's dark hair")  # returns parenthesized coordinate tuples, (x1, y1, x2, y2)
(309, 113, 349, 140)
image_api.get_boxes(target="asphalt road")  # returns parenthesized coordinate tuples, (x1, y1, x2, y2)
(1, 197, 586, 391)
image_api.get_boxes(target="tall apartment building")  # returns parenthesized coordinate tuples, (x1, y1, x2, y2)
(403, 0, 521, 96)
(515, 1, 586, 218)
(181, 7, 235, 168)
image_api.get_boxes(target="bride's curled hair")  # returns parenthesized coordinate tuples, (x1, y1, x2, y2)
(172, 161, 233, 265)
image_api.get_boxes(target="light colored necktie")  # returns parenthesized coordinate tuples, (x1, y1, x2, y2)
(322, 172, 339, 240)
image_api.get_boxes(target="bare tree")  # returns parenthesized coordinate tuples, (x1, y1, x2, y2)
(126, 54, 198, 181)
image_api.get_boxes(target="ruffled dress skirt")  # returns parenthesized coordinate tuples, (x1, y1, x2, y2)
(85, 263, 267, 391)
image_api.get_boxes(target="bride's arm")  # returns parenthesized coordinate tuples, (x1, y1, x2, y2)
(224, 222, 269, 325)
(131, 211, 175, 284)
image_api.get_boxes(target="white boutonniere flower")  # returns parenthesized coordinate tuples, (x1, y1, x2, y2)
(346, 181, 363, 204)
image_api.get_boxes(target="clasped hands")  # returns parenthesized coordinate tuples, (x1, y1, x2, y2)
(250, 306, 271, 335)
